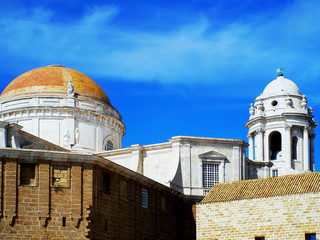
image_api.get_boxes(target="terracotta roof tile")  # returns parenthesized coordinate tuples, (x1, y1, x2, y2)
(201, 172, 320, 203)
(0, 66, 110, 104)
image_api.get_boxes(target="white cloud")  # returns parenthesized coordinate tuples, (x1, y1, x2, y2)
(0, 0, 320, 86)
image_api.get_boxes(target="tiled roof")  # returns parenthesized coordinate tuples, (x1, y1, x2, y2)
(0, 66, 110, 104)
(201, 172, 320, 203)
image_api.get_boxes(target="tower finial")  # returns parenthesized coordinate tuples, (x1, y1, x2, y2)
(277, 65, 284, 76)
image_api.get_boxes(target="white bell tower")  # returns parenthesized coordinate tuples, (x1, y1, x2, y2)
(245, 70, 317, 177)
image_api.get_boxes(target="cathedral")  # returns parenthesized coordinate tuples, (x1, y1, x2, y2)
(0, 65, 317, 239)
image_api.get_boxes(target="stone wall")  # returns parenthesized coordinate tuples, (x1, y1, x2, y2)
(0, 149, 196, 240)
(90, 165, 196, 240)
(0, 159, 93, 240)
(196, 193, 320, 239)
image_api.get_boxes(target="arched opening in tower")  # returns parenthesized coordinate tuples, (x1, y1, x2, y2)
(269, 131, 282, 160)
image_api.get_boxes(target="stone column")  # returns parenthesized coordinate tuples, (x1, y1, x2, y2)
(303, 126, 310, 170)
(284, 124, 292, 169)
(248, 134, 254, 160)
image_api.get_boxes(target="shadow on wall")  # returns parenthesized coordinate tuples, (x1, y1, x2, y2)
(249, 165, 258, 179)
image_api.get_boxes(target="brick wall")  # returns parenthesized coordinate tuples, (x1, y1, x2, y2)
(89, 165, 195, 240)
(0, 150, 196, 240)
(0, 158, 93, 240)
(196, 193, 320, 239)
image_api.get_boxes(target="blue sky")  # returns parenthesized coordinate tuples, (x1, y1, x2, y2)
(0, 0, 320, 170)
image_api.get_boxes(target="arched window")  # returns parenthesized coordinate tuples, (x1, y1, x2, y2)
(105, 140, 114, 151)
(292, 136, 298, 160)
(269, 131, 282, 160)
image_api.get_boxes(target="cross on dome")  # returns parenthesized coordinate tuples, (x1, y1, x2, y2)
(277, 65, 284, 76)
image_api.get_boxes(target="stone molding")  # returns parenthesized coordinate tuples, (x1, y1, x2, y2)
(0, 106, 125, 136)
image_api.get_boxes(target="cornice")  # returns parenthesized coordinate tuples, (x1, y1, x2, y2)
(245, 112, 314, 129)
(0, 96, 123, 121)
(170, 136, 248, 147)
(0, 148, 183, 196)
(0, 105, 126, 135)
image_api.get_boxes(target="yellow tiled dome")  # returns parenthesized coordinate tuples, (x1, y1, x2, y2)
(0, 65, 111, 104)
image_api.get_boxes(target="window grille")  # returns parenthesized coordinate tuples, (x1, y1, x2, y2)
(105, 140, 114, 151)
(202, 162, 219, 193)
(141, 188, 148, 208)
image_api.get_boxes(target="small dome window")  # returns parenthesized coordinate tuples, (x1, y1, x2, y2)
(105, 140, 114, 151)
(271, 100, 278, 107)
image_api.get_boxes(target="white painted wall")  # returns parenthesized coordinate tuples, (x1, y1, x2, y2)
(99, 136, 248, 197)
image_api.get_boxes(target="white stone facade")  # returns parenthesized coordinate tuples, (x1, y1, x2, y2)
(245, 73, 317, 177)
(97, 136, 247, 197)
(0, 97, 124, 152)
(0, 66, 125, 153)
(0, 67, 317, 199)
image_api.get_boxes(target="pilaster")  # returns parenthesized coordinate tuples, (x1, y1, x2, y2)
(180, 142, 191, 195)
(255, 129, 264, 161)
(131, 144, 144, 174)
(284, 124, 292, 169)
(310, 133, 315, 171)
(4, 160, 17, 226)
(248, 134, 253, 160)
(71, 164, 83, 227)
(232, 146, 241, 181)
(303, 126, 310, 170)
(38, 162, 50, 226)
(0, 122, 8, 148)
(32, 117, 39, 137)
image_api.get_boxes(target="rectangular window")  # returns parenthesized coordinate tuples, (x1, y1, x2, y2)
(52, 165, 69, 187)
(103, 172, 111, 194)
(141, 188, 148, 208)
(161, 196, 167, 212)
(202, 162, 219, 191)
(255, 237, 265, 240)
(306, 233, 316, 240)
(272, 169, 278, 177)
(20, 163, 36, 186)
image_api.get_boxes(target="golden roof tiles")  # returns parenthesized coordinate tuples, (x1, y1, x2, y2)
(0, 66, 110, 104)
(201, 172, 320, 203)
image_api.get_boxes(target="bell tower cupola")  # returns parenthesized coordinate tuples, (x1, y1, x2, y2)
(245, 70, 318, 176)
